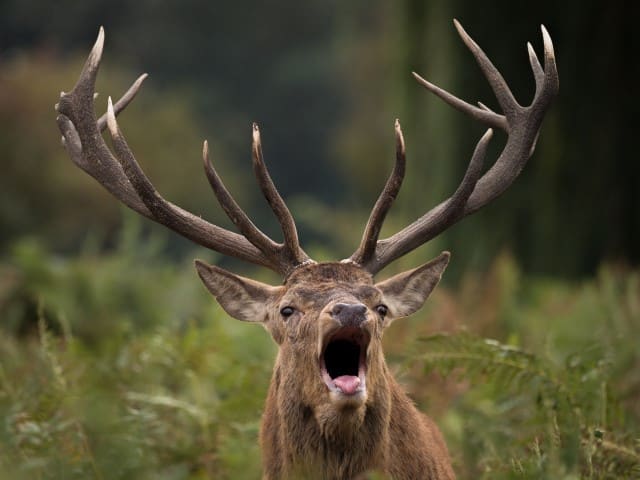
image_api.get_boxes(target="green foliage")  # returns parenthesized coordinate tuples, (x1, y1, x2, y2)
(1, 235, 638, 478)
(0, 220, 275, 479)
(417, 333, 639, 478)
(0, 316, 273, 479)
(1, 213, 206, 341)
(409, 257, 640, 479)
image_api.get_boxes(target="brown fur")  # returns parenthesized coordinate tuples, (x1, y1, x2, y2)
(195, 256, 455, 479)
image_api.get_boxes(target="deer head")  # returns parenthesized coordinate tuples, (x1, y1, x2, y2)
(56, 20, 557, 478)
(195, 253, 449, 409)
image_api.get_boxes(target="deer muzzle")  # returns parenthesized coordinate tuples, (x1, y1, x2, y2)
(319, 304, 372, 406)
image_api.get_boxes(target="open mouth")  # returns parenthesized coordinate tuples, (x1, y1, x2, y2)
(320, 327, 370, 396)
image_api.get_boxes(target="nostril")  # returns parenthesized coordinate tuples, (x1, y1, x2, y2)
(332, 304, 345, 316)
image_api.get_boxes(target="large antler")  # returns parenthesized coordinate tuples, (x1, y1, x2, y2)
(56, 27, 311, 277)
(348, 20, 559, 274)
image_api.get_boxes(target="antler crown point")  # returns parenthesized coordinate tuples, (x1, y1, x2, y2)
(94, 26, 105, 49)
(252, 123, 262, 145)
(106, 96, 118, 134)
(435, 251, 452, 266)
(541, 25, 553, 47)
(452, 18, 466, 33)
(395, 121, 405, 144)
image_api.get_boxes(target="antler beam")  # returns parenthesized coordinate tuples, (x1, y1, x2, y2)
(348, 20, 559, 274)
(56, 27, 310, 276)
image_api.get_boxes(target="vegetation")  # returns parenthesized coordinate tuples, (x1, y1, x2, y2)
(0, 222, 637, 479)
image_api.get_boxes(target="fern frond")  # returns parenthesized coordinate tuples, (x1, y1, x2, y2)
(590, 436, 640, 478)
(416, 332, 560, 393)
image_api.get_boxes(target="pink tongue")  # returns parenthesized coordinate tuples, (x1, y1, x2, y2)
(333, 375, 361, 395)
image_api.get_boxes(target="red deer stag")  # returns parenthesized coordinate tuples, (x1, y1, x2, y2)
(56, 20, 558, 480)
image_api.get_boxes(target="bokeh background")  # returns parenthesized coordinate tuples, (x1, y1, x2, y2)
(1, 1, 638, 479)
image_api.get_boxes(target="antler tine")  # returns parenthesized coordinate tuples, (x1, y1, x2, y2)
(411, 72, 507, 131)
(353, 22, 558, 274)
(453, 19, 520, 119)
(477, 101, 496, 114)
(58, 54, 146, 144)
(105, 97, 170, 220)
(367, 129, 492, 270)
(96, 73, 148, 132)
(251, 124, 311, 266)
(202, 140, 280, 256)
(350, 120, 406, 266)
(56, 27, 293, 274)
(540, 25, 560, 101)
(104, 99, 285, 271)
(527, 43, 545, 92)
(56, 27, 149, 213)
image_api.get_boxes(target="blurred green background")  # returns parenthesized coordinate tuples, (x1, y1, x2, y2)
(0, 1, 638, 479)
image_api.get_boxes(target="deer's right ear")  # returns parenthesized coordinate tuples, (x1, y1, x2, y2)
(375, 251, 450, 324)
(195, 260, 281, 323)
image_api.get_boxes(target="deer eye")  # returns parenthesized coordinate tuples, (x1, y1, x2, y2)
(375, 304, 388, 317)
(280, 306, 295, 318)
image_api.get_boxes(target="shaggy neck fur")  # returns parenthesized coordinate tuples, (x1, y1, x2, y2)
(261, 350, 393, 479)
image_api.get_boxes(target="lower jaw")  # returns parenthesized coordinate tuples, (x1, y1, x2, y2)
(328, 388, 367, 408)
(320, 369, 368, 407)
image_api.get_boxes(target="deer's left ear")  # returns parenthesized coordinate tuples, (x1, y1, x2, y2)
(375, 251, 450, 325)
(195, 260, 281, 323)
